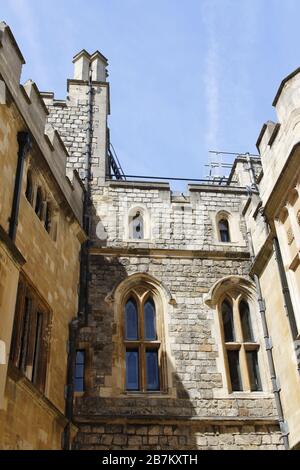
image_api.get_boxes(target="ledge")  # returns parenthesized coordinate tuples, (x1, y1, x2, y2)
(249, 233, 274, 276)
(73, 415, 279, 426)
(188, 184, 252, 195)
(0, 224, 26, 266)
(90, 246, 251, 260)
(7, 363, 67, 427)
(108, 180, 170, 190)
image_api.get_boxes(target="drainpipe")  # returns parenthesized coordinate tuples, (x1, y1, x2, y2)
(247, 231, 289, 449)
(9, 131, 32, 242)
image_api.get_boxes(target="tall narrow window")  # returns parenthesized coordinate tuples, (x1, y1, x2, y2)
(219, 293, 262, 393)
(123, 289, 162, 392)
(32, 312, 43, 385)
(74, 350, 85, 392)
(35, 187, 43, 220)
(219, 219, 230, 242)
(222, 299, 235, 341)
(25, 170, 33, 204)
(125, 298, 138, 340)
(227, 350, 242, 391)
(9, 277, 50, 394)
(45, 203, 52, 234)
(130, 211, 144, 239)
(146, 350, 159, 391)
(144, 298, 156, 340)
(126, 350, 139, 391)
(239, 300, 254, 342)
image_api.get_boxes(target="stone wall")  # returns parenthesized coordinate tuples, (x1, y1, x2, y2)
(74, 422, 282, 450)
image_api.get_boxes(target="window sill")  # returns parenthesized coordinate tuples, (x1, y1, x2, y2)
(122, 390, 170, 398)
(214, 390, 272, 399)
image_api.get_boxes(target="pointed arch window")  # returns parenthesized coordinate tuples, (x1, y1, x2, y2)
(124, 291, 162, 392)
(220, 294, 262, 392)
(130, 211, 144, 239)
(219, 218, 230, 242)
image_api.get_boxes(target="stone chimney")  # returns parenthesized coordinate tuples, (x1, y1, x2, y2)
(72, 49, 108, 82)
(91, 51, 108, 82)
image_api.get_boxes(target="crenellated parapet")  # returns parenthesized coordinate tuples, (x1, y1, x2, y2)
(0, 21, 84, 225)
(256, 68, 300, 213)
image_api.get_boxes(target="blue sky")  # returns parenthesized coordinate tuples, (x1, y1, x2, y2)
(2, 0, 300, 189)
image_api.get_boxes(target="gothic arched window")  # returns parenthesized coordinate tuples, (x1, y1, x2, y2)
(220, 294, 262, 392)
(219, 218, 230, 242)
(124, 291, 161, 392)
(130, 210, 144, 239)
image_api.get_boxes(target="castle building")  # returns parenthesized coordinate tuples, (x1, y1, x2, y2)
(0, 21, 300, 450)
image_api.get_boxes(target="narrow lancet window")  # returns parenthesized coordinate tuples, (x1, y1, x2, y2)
(239, 300, 254, 342)
(125, 298, 138, 340)
(222, 299, 235, 342)
(144, 298, 156, 340)
(219, 219, 230, 242)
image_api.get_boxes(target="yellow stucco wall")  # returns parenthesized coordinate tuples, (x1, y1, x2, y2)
(0, 85, 83, 449)
(260, 254, 300, 449)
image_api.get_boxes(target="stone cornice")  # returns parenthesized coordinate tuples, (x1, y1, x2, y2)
(90, 246, 251, 260)
(249, 233, 274, 276)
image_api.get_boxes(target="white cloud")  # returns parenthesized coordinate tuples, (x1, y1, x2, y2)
(201, 0, 220, 150)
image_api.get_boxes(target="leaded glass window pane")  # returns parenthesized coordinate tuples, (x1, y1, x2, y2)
(227, 350, 242, 391)
(126, 350, 139, 390)
(222, 299, 235, 342)
(240, 300, 254, 342)
(219, 219, 230, 242)
(125, 298, 138, 340)
(74, 350, 85, 392)
(144, 298, 156, 340)
(246, 351, 262, 391)
(146, 350, 159, 391)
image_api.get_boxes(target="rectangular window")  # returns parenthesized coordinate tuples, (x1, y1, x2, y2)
(246, 350, 262, 391)
(126, 349, 139, 391)
(9, 278, 50, 394)
(146, 350, 159, 391)
(19, 296, 31, 373)
(32, 312, 43, 385)
(227, 350, 242, 391)
(74, 350, 85, 392)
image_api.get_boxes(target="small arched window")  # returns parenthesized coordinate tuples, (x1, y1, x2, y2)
(219, 218, 230, 242)
(130, 211, 144, 239)
(25, 170, 33, 204)
(35, 187, 43, 220)
(124, 293, 160, 392)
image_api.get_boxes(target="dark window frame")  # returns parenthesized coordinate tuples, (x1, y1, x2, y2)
(124, 293, 161, 392)
(9, 276, 50, 394)
(219, 218, 230, 242)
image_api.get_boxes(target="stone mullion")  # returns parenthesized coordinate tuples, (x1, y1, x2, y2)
(233, 295, 250, 392)
(139, 299, 146, 392)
